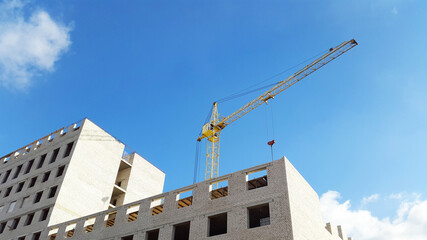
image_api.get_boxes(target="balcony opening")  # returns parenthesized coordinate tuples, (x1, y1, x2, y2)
(210, 179, 228, 200)
(246, 168, 268, 190)
(84, 217, 95, 233)
(65, 223, 76, 238)
(173, 221, 190, 240)
(208, 213, 227, 237)
(151, 197, 164, 215)
(49, 227, 59, 240)
(105, 211, 117, 228)
(177, 189, 193, 208)
(127, 204, 139, 222)
(146, 229, 160, 240)
(248, 203, 270, 228)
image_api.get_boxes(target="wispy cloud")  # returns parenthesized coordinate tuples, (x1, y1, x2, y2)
(320, 191, 427, 240)
(0, 0, 72, 90)
(361, 193, 380, 205)
(392, 7, 398, 15)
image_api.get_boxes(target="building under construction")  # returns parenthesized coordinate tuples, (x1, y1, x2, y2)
(0, 118, 352, 240)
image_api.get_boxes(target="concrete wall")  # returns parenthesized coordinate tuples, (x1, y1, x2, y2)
(0, 120, 83, 240)
(123, 153, 165, 204)
(284, 159, 345, 240)
(41, 158, 299, 240)
(49, 119, 125, 225)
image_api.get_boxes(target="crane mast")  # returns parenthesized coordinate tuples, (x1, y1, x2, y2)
(197, 39, 358, 182)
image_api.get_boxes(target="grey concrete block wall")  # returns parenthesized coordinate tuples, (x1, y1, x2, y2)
(0, 119, 165, 240)
(40, 157, 352, 240)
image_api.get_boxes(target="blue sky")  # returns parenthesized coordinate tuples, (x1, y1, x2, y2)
(1, 1, 427, 239)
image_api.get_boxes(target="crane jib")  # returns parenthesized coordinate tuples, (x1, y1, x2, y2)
(217, 39, 357, 129)
(197, 39, 358, 183)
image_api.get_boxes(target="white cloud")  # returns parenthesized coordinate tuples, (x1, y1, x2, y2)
(0, 0, 71, 89)
(361, 194, 380, 205)
(320, 191, 427, 240)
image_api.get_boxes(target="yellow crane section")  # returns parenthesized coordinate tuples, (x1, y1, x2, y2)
(197, 39, 358, 182)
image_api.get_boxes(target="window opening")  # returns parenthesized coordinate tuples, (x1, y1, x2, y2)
(121, 235, 133, 240)
(42, 171, 51, 182)
(4, 186, 12, 197)
(146, 229, 160, 240)
(247, 168, 268, 190)
(84, 217, 95, 233)
(127, 204, 139, 222)
(208, 213, 227, 237)
(177, 189, 193, 208)
(50, 148, 60, 163)
(11, 217, 20, 229)
(248, 203, 270, 228)
(37, 154, 46, 169)
(16, 181, 25, 192)
(173, 221, 190, 240)
(63, 142, 74, 158)
(210, 179, 228, 200)
(34, 191, 43, 203)
(48, 186, 58, 198)
(32, 232, 41, 240)
(39, 208, 50, 221)
(65, 223, 76, 238)
(28, 177, 37, 188)
(151, 197, 164, 215)
(0, 222, 5, 234)
(24, 159, 35, 174)
(13, 164, 23, 179)
(24, 213, 35, 226)
(18, 236, 25, 240)
(7, 201, 16, 213)
(56, 165, 65, 177)
(2, 169, 11, 184)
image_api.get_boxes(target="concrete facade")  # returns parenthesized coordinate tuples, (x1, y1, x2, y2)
(38, 157, 350, 240)
(0, 119, 165, 240)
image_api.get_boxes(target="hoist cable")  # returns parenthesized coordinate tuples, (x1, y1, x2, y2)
(215, 49, 328, 103)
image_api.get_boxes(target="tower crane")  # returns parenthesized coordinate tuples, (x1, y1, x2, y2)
(197, 39, 358, 182)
